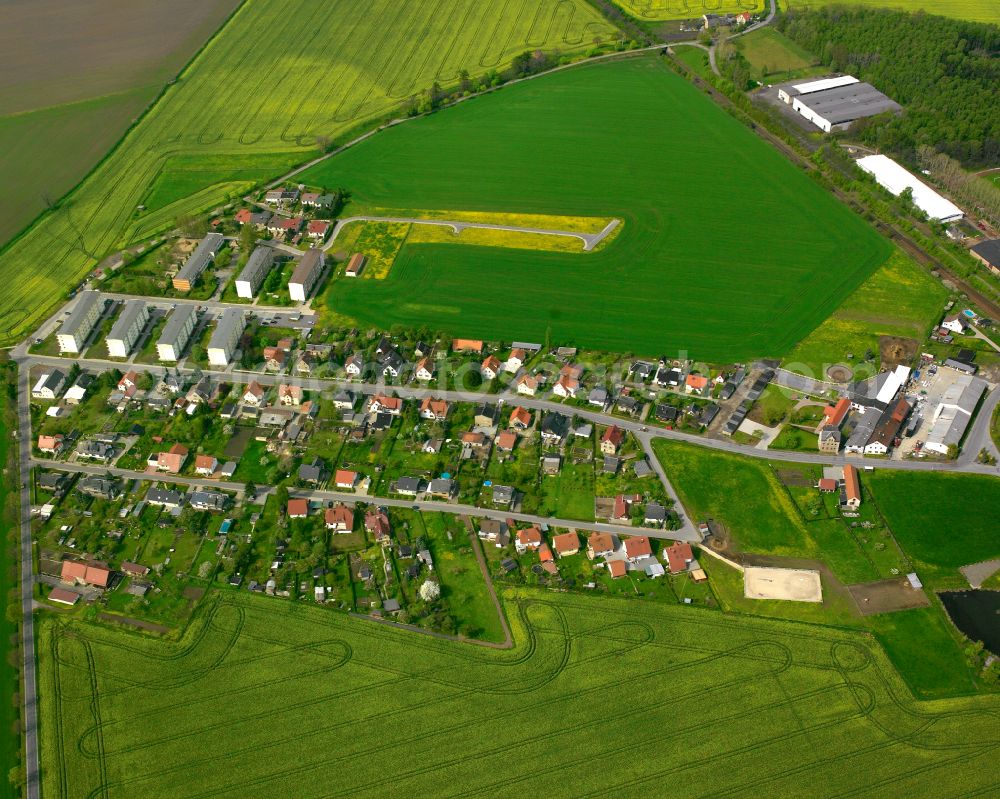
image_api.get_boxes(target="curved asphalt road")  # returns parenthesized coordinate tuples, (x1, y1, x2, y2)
(322, 215, 620, 253)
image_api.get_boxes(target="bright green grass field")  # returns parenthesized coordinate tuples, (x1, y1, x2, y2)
(735, 27, 825, 82)
(0, 0, 616, 344)
(38, 589, 1000, 798)
(867, 471, 1000, 585)
(783, 250, 947, 377)
(307, 56, 891, 361)
(614, 0, 764, 21)
(785, 0, 1000, 26)
(651, 439, 986, 696)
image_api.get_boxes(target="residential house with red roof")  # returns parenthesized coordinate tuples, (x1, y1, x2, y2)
(194, 455, 218, 476)
(61, 560, 112, 588)
(365, 509, 391, 544)
(37, 434, 64, 456)
(335, 469, 358, 489)
(509, 406, 532, 429)
(685, 374, 709, 396)
(157, 443, 189, 474)
(623, 536, 653, 563)
(552, 532, 580, 558)
(515, 527, 543, 553)
(665, 542, 694, 574)
(325, 504, 354, 533)
(600, 425, 625, 455)
(287, 498, 309, 518)
(481, 355, 502, 381)
(419, 397, 450, 421)
(587, 532, 615, 560)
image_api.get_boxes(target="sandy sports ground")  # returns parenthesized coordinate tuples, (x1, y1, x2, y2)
(744, 567, 823, 602)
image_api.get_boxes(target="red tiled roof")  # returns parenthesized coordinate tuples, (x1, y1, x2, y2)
(452, 338, 483, 353)
(335, 469, 357, 486)
(686, 374, 709, 390)
(588, 532, 614, 556)
(496, 430, 517, 451)
(843, 465, 861, 502)
(608, 560, 627, 578)
(601, 425, 625, 446)
(538, 543, 554, 563)
(517, 527, 542, 547)
(624, 536, 652, 560)
(552, 532, 579, 556)
(287, 499, 309, 517)
(665, 542, 693, 574)
(325, 504, 354, 529)
(509, 406, 531, 427)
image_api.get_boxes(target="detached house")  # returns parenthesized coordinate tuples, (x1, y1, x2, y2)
(587, 532, 615, 560)
(37, 434, 64, 456)
(481, 355, 502, 381)
(243, 381, 266, 407)
(600, 425, 625, 455)
(278, 384, 303, 406)
(335, 469, 358, 489)
(623, 535, 653, 563)
(505, 348, 527, 373)
(515, 374, 538, 396)
(345, 353, 364, 377)
(157, 443, 189, 474)
(325, 504, 354, 533)
(365, 509, 391, 544)
(370, 394, 402, 416)
(419, 397, 450, 421)
(552, 532, 579, 558)
(509, 406, 532, 430)
(515, 527, 543, 553)
(552, 374, 579, 398)
(685, 374, 709, 396)
(414, 357, 435, 381)
(194, 455, 218, 476)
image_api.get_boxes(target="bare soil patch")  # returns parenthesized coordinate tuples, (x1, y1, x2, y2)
(744, 566, 823, 602)
(847, 579, 930, 616)
(0, 0, 240, 114)
(826, 364, 852, 383)
(879, 336, 919, 369)
(97, 612, 170, 635)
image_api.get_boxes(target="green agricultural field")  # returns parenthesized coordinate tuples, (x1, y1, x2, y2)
(867, 471, 1000, 586)
(613, 0, 764, 21)
(306, 55, 891, 361)
(651, 440, 984, 696)
(0, 0, 616, 345)
(735, 27, 824, 82)
(38, 588, 1000, 798)
(783, 250, 948, 378)
(785, 0, 1000, 26)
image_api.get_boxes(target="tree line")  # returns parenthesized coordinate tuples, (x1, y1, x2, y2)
(775, 7, 1000, 168)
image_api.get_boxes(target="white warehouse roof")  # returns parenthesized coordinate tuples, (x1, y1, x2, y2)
(876, 365, 910, 405)
(791, 75, 858, 95)
(856, 155, 963, 222)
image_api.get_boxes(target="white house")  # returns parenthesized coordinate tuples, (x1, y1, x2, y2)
(940, 314, 969, 335)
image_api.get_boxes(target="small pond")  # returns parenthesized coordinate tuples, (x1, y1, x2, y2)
(940, 590, 1000, 656)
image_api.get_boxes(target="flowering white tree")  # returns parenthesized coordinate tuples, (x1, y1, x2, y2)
(419, 580, 440, 603)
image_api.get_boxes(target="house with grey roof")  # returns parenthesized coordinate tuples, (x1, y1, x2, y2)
(173, 232, 224, 292)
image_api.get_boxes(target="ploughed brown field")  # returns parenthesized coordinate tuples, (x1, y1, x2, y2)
(0, 0, 239, 247)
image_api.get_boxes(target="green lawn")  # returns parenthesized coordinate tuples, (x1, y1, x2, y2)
(305, 55, 891, 361)
(37, 588, 1000, 797)
(417, 512, 506, 642)
(783, 250, 948, 378)
(866, 471, 1000, 586)
(672, 45, 713, 80)
(735, 27, 823, 82)
(0, 0, 616, 345)
(652, 440, 986, 696)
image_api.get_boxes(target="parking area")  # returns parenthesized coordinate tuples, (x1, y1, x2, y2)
(896, 365, 974, 458)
